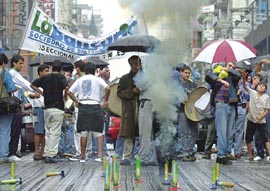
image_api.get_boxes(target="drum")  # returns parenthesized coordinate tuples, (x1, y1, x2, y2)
(108, 79, 122, 117)
(184, 86, 214, 123)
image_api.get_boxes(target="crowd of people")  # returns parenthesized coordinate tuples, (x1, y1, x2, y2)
(1, 52, 270, 167)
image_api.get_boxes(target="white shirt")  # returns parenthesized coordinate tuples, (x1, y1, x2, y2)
(9, 69, 33, 98)
(69, 74, 108, 103)
(247, 87, 270, 124)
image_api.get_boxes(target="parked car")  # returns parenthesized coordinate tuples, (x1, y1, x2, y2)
(106, 116, 120, 148)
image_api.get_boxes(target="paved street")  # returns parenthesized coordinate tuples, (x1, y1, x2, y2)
(0, 153, 270, 191)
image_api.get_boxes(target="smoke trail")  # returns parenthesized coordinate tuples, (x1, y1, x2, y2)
(121, 0, 206, 162)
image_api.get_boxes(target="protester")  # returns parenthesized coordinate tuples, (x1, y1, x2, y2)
(117, 55, 140, 165)
(234, 68, 250, 159)
(242, 72, 270, 161)
(133, 61, 158, 165)
(29, 64, 49, 160)
(206, 62, 241, 165)
(0, 53, 17, 163)
(9, 54, 36, 160)
(176, 65, 198, 161)
(30, 60, 71, 163)
(67, 63, 109, 163)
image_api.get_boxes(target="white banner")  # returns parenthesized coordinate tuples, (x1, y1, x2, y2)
(20, 4, 138, 60)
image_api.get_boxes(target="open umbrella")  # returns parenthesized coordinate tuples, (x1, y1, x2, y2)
(29, 55, 72, 67)
(194, 39, 257, 63)
(107, 34, 160, 53)
(72, 56, 109, 69)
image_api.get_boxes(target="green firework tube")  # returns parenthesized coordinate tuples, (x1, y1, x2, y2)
(211, 165, 217, 189)
(10, 162, 15, 179)
(1, 177, 22, 185)
(112, 155, 116, 181)
(171, 160, 175, 180)
(135, 158, 141, 180)
(172, 163, 178, 187)
(104, 164, 110, 191)
(113, 160, 119, 186)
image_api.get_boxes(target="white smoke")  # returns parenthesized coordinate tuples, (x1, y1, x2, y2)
(121, 0, 206, 161)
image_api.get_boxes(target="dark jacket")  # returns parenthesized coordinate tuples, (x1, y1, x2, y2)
(117, 71, 139, 138)
(206, 68, 241, 104)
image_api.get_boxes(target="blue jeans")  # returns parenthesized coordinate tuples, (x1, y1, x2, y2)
(215, 103, 236, 158)
(114, 135, 140, 158)
(178, 111, 198, 156)
(59, 123, 74, 154)
(234, 106, 246, 155)
(0, 114, 13, 158)
(176, 120, 183, 154)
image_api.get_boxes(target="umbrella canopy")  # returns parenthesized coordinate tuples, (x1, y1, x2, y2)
(107, 34, 160, 53)
(29, 55, 72, 67)
(73, 56, 109, 69)
(194, 39, 257, 63)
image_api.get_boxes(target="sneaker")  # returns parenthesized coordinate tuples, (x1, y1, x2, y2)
(119, 159, 131, 166)
(226, 154, 236, 160)
(69, 155, 81, 161)
(63, 153, 75, 158)
(9, 155, 22, 161)
(80, 157, 86, 163)
(45, 156, 61, 163)
(94, 157, 102, 163)
(15, 151, 22, 158)
(253, 156, 262, 161)
(33, 154, 42, 161)
(216, 157, 232, 165)
(266, 156, 270, 161)
(182, 156, 196, 162)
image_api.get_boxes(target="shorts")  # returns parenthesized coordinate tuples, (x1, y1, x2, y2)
(80, 130, 104, 138)
(245, 120, 269, 144)
(34, 107, 45, 134)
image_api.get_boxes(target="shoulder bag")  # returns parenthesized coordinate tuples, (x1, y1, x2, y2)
(0, 69, 20, 114)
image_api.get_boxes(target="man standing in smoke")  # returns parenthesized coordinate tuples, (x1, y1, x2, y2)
(117, 55, 140, 165)
(133, 60, 158, 166)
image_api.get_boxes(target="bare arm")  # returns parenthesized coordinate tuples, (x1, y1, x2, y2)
(241, 72, 249, 93)
(254, 58, 270, 73)
(66, 89, 79, 108)
(103, 86, 110, 109)
(30, 84, 43, 95)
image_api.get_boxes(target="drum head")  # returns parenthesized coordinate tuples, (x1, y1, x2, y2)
(184, 87, 209, 122)
(108, 83, 122, 117)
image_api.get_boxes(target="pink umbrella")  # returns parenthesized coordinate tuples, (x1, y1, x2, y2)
(194, 39, 257, 63)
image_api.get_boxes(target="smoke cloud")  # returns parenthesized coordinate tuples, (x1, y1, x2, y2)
(120, 0, 206, 161)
